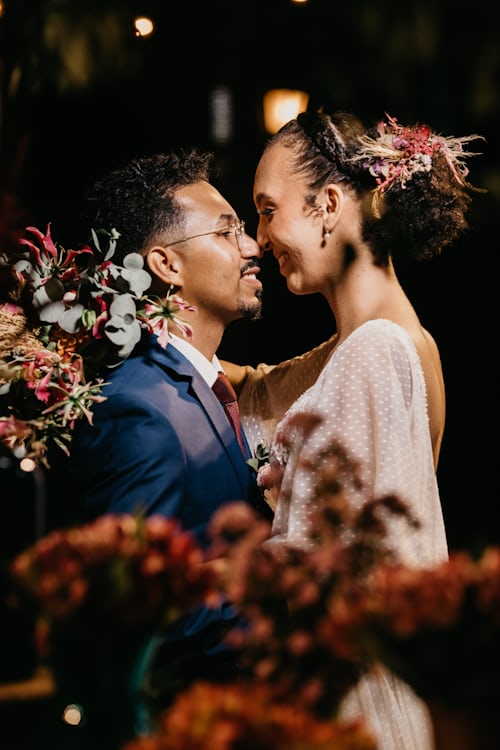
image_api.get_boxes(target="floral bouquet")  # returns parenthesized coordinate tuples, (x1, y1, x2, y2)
(123, 681, 378, 750)
(0, 224, 195, 465)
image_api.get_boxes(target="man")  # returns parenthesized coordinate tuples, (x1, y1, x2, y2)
(71, 149, 264, 522)
(65, 148, 268, 707)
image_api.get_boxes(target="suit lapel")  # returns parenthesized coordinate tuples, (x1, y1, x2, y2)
(145, 338, 252, 482)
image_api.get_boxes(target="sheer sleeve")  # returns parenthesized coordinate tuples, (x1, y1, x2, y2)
(268, 321, 447, 567)
(223, 333, 337, 454)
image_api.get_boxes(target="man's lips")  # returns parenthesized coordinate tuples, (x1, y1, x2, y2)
(240, 262, 262, 287)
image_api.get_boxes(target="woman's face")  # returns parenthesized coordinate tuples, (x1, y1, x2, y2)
(253, 142, 332, 296)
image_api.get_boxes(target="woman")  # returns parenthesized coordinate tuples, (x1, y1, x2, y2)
(225, 110, 483, 749)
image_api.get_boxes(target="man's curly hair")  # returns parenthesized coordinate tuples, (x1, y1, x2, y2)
(83, 149, 214, 263)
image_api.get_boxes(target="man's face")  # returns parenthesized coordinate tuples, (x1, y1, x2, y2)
(169, 182, 263, 326)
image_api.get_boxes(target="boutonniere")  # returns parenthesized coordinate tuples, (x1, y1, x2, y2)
(246, 441, 278, 513)
(246, 441, 270, 473)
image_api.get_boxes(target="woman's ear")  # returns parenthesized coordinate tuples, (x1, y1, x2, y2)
(146, 245, 183, 288)
(315, 184, 344, 241)
(321, 183, 346, 236)
(325, 183, 344, 218)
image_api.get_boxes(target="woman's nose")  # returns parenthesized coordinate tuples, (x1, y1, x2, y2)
(256, 224, 271, 254)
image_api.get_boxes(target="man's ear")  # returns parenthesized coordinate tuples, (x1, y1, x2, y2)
(146, 245, 183, 288)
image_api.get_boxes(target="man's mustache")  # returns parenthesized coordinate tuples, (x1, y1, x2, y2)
(240, 258, 261, 277)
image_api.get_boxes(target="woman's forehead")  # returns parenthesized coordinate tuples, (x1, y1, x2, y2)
(254, 145, 303, 201)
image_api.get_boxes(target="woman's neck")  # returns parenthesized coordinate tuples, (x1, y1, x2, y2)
(326, 257, 411, 343)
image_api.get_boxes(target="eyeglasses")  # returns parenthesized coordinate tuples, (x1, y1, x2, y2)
(165, 220, 246, 252)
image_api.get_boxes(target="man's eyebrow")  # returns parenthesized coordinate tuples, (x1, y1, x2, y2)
(217, 212, 237, 225)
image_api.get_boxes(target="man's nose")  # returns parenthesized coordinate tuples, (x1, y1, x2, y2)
(240, 231, 263, 259)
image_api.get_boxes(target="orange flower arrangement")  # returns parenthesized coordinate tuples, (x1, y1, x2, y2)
(7, 513, 219, 749)
(124, 681, 378, 750)
(11, 513, 215, 640)
(206, 440, 415, 720)
(355, 546, 500, 709)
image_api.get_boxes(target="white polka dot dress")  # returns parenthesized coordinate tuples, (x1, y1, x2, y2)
(239, 319, 447, 750)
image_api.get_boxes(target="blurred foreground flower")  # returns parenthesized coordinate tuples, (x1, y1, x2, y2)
(207, 439, 500, 748)
(11, 513, 216, 639)
(356, 546, 500, 710)
(123, 681, 378, 750)
(9, 514, 217, 750)
(208, 437, 417, 719)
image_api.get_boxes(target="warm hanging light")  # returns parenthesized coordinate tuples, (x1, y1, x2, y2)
(262, 89, 309, 134)
(134, 16, 154, 38)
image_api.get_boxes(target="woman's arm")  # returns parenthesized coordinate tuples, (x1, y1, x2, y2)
(220, 333, 338, 452)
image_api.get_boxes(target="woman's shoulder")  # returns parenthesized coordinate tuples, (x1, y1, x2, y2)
(328, 319, 430, 393)
(340, 319, 418, 359)
(340, 319, 442, 389)
(342, 319, 444, 466)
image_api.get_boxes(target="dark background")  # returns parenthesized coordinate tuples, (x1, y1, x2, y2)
(1, 0, 499, 550)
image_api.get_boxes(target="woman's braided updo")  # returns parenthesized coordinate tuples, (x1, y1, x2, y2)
(267, 111, 484, 266)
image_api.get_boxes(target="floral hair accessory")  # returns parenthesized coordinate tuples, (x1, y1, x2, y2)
(0, 224, 196, 465)
(352, 114, 483, 217)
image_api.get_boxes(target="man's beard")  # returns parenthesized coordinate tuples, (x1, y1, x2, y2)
(238, 288, 263, 321)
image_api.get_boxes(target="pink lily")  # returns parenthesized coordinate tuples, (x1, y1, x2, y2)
(142, 293, 196, 349)
(19, 223, 93, 274)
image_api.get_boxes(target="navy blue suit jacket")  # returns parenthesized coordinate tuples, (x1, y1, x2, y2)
(66, 335, 268, 692)
(71, 337, 259, 538)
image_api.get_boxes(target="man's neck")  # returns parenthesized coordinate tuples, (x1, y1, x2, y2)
(183, 318, 225, 362)
(168, 334, 221, 385)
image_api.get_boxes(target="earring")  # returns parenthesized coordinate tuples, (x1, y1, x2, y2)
(323, 227, 331, 239)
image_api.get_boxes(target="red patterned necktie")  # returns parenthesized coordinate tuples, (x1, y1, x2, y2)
(212, 372, 246, 456)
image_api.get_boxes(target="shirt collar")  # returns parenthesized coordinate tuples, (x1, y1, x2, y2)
(168, 334, 221, 387)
